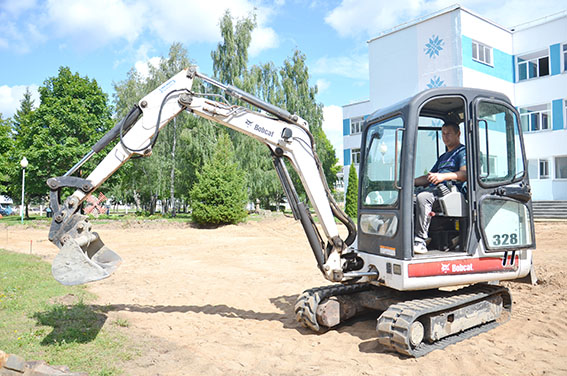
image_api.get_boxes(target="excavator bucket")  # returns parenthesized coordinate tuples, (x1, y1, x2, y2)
(52, 232, 122, 286)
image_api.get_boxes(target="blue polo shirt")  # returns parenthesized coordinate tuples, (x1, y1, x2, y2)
(431, 144, 466, 191)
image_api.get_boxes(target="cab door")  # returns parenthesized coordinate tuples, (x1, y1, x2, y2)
(472, 99, 535, 252)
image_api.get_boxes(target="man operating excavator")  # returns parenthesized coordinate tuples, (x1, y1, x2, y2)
(413, 122, 467, 254)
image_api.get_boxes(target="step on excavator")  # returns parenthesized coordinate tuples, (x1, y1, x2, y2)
(47, 67, 536, 357)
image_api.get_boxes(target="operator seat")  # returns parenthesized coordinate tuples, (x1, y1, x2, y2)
(435, 183, 466, 217)
(428, 182, 467, 252)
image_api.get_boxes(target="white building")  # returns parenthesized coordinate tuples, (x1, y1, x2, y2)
(343, 5, 567, 201)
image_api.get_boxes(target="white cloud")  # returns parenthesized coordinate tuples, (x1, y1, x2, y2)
(315, 78, 330, 93)
(312, 55, 368, 80)
(0, 85, 40, 118)
(249, 26, 279, 57)
(45, 0, 147, 50)
(322, 105, 344, 164)
(2, 0, 281, 56)
(146, 0, 277, 50)
(325, 0, 567, 38)
(325, 0, 426, 38)
(134, 57, 163, 79)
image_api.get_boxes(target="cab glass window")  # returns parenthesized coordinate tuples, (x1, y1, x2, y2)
(477, 101, 525, 186)
(361, 116, 403, 206)
(480, 197, 533, 250)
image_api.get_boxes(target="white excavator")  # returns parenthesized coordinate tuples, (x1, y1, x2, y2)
(47, 67, 536, 357)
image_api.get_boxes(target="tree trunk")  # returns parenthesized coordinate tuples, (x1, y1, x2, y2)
(133, 191, 141, 211)
(170, 118, 177, 217)
(149, 194, 157, 215)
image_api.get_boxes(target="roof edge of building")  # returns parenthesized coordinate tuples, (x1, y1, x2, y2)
(342, 99, 370, 109)
(510, 9, 567, 32)
(367, 4, 513, 44)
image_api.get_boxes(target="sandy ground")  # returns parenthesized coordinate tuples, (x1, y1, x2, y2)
(1, 215, 566, 376)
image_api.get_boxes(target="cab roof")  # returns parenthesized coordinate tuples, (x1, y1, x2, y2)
(365, 87, 512, 126)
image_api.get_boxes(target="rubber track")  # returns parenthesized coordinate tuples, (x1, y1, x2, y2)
(294, 283, 372, 332)
(376, 283, 512, 357)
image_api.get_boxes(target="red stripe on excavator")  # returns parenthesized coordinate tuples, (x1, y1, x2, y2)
(408, 255, 519, 278)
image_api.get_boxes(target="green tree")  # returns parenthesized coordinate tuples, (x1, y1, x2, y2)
(112, 43, 198, 214)
(12, 87, 35, 137)
(211, 10, 255, 88)
(345, 166, 358, 219)
(210, 12, 283, 209)
(190, 133, 247, 225)
(211, 12, 339, 208)
(0, 114, 14, 195)
(280, 50, 340, 189)
(13, 67, 113, 207)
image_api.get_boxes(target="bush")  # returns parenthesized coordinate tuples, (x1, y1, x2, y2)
(345, 166, 358, 219)
(190, 133, 248, 225)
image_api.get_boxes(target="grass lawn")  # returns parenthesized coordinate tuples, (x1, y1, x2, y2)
(0, 249, 137, 375)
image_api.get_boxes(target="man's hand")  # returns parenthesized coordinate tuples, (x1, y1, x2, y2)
(427, 172, 444, 185)
(426, 167, 466, 186)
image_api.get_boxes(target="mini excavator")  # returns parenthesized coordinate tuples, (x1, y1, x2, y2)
(47, 67, 536, 357)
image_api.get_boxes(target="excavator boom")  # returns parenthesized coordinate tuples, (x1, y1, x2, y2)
(48, 67, 358, 286)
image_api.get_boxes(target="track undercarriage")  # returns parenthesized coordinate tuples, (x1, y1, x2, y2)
(295, 283, 512, 357)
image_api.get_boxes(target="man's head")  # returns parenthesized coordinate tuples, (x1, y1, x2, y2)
(441, 122, 461, 150)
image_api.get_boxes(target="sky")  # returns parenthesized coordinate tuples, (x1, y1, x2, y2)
(1, 0, 567, 164)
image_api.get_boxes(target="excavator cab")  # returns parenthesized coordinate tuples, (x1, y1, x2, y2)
(356, 87, 535, 290)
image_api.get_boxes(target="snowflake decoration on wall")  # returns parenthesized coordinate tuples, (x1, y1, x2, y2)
(426, 76, 445, 89)
(424, 35, 444, 58)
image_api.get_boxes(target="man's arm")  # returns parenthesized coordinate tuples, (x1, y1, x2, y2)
(414, 174, 430, 186)
(427, 165, 466, 185)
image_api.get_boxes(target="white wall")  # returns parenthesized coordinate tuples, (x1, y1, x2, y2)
(515, 72, 567, 106)
(369, 25, 420, 110)
(524, 130, 567, 159)
(415, 11, 462, 92)
(343, 100, 372, 119)
(462, 67, 515, 101)
(512, 14, 567, 54)
(461, 11, 513, 54)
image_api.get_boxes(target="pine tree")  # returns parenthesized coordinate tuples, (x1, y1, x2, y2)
(12, 87, 35, 137)
(345, 166, 359, 219)
(190, 133, 247, 225)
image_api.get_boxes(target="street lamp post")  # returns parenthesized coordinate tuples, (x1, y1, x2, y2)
(20, 157, 28, 224)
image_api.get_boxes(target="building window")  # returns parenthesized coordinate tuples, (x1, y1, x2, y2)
(556, 156, 567, 179)
(350, 118, 363, 135)
(539, 159, 549, 179)
(563, 44, 567, 72)
(519, 104, 551, 132)
(351, 148, 361, 165)
(517, 50, 550, 81)
(472, 40, 492, 65)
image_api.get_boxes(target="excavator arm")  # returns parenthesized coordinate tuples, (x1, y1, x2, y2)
(48, 67, 361, 286)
